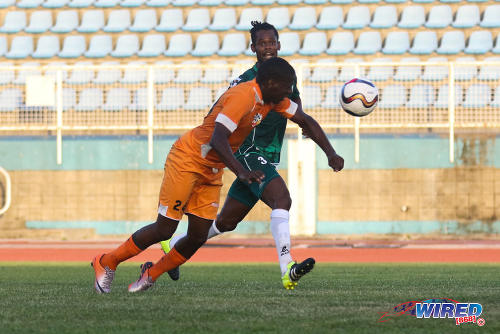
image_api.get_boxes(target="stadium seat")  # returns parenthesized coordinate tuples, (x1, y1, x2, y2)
(277, 32, 301, 56)
(58, 35, 86, 58)
(0, 37, 6, 57)
(84, 35, 113, 58)
(480, 5, 500, 28)
(477, 57, 500, 80)
(156, 9, 183, 32)
(454, 56, 477, 81)
(491, 86, 500, 108)
(305, 0, 326, 4)
(230, 59, 253, 80)
(75, 88, 103, 111)
(68, 0, 95, 7)
(111, 34, 139, 58)
(0, 62, 15, 85)
(25, 11, 52, 34)
(289, 7, 317, 30)
(358, 0, 380, 3)
(244, 40, 253, 56)
(398, 6, 425, 29)
(494, 34, 500, 54)
(0, 11, 26, 33)
(130, 9, 157, 32)
(425, 6, 452, 28)
(290, 58, 310, 80)
(172, 0, 197, 6)
(251, 0, 275, 5)
(103, 10, 130, 32)
(343, 6, 370, 29)
(17, 0, 43, 8)
(209, 8, 237, 31)
(393, 57, 421, 81)
(463, 84, 491, 108)
(218, 33, 246, 56)
(138, 34, 166, 57)
(201, 60, 229, 83)
(200, 0, 224, 5)
(316, 6, 343, 30)
(309, 58, 338, 82)
(174, 60, 202, 83)
(146, 0, 170, 6)
(13, 62, 42, 85)
(32, 35, 60, 58)
(121, 61, 147, 84)
(157, 87, 184, 111)
(435, 84, 462, 108)
(382, 31, 410, 55)
(0, 88, 22, 112)
(191, 33, 219, 57)
(440, 0, 460, 2)
(406, 84, 434, 108)
(421, 57, 448, 81)
(51, 10, 78, 33)
(183, 8, 210, 32)
(66, 61, 94, 84)
(465, 31, 492, 54)
(378, 85, 406, 109)
(266, 7, 290, 30)
(94, 0, 120, 7)
(6, 36, 33, 59)
(370, 6, 397, 29)
(102, 88, 130, 111)
(0, 0, 15, 8)
(301, 86, 322, 109)
(44, 61, 69, 82)
(184, 87, 213, 110)
(299, 32, 327, 56)
(61, 87, 76, 110)
(437, 31, 465, 55)
(410, 31, 437, 55)
(452, 5, 480, 28)
(330, 0, 352, 3)
(93, 61, 121, 84)
(354, 31, 381, 55)
(277, 0, 300, 4)
(365, 58, 393, 81)
(164, 34, 192, 57)
(121, 0, 146, 6)
(154, 60, 175, 84)
(338, 57, 362, 81)
(320, 85, 342, 109)
(77, 10, 104, 33)
(129, 88, 148, 111)
(326, 32, 354, 55)
(235, 8, 263, 31)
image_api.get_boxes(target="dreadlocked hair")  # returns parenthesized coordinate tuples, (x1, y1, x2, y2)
(250, 21, 279, 44)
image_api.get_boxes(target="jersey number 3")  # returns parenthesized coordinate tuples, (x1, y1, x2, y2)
(258, 157, 267, 165)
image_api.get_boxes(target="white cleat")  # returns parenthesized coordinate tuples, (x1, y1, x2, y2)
(128, 262, 155, 293)
(91, 253, 115, 294)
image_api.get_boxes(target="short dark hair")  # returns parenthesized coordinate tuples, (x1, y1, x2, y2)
(250, 21, 279, 45)
(256, 57, 296, 87)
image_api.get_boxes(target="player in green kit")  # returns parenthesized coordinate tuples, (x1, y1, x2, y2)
(161, 21, 344, 289)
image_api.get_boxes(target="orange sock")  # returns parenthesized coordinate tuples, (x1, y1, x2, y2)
(149, 247, 187, 282)
(101, 237, 142, 270)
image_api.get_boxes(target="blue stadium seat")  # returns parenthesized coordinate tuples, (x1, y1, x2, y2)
(435, 84, 462, 108)
(406, 84, 434, 108)
(201, 60, 229, 83)
(425, 5, 452, 28)
(6, 36, 33, 59)
(491, 86, 500, 108)
(277, 32, 300, 56)
(44, 0, 69, 8)
(146, 0, 170, 6)
(494, 34, 500, 54)
(244, 40, 253, 56)
(358, 0, 379, 3)
(370, 5, 397, 29)
(59, 35, 86, 58)
(51, 10, 78, 33)
(463, 84, 491, 108)
(32, 35, 60, 58)
(184, 87, 213, 110)
(218, 33, 246, 56)
(452, 5, 480, 28)
(94, 0, 120, 7)
(157, 87, 184, 111)
(102, 88, 130, 111)
(164, 34, 192, 57)
(437, 31, 465, 55)
(299, 32, 327, 56)
(454, 56, 477, 81)
(68, 0, 95, 7)
(0, 11, 26, 33)
(75, 88, 103, 111)
(343, 6, 370, 29)
(302, 86, 322, 109)
(338, 57, 362, 81)
(393, 57, 421, 81)
(0, 88, 22, 111)
(13, 62, 42, 85)
(480, 5, 500, 28)
(209, 8, 237, 31)
(309, 59, 337, 82)
(316, 6, 343, 30)
(191, 33, 219, 57)
(93, 61, 121, 84)
(365, 58, 393, 81)
(266, 7, 290, 30)
(354, 31, 381, 55)
(111, 34, 139, 57)
(326, 32, 353, 55)
(103, 10, 130, 33)
(382, 31, 409, 55)
(138, 34, 166, 57)
(199, 0, 224, 5)
(321, 85, 342, 109)
(130, 9, 157, 32)
(305, 0, 326, 3)
(378, 85, 406, 109)
(172, 0, 197, 6)
(156, 9, 183, 32)
(84, 35, 112, 58)
(398, 5, 425, 29)
(121, 61, 147, 84)
(0, 62, 15, 85)
(289, 7, 317, 30)
(17, 0, 43, 8)
(0, 0, 15, 8)
(175, 60, 202, 83)
(154, 60, 175, 84)
(421, 57, 448, 81)
(410, 31, 437, 55)
(121, 0, 146, 7)
(236, 8, 263, 31)
(385, 0, 406, 2)
(330, 0, 352, 3)
(277, 0, 300, 4)
(25, 11, 52, 33)
(439, 0, 460, 3)
(129, 88, 147, 111)
(465, 31, 492, 54)
(477, 57, 500, 81)
(182, 8, 210, 32)
(77, 10, 104, 33)
(66, 61, 94, 84)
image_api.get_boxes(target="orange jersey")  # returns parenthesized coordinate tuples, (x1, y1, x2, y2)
(173, 79, 298, 169)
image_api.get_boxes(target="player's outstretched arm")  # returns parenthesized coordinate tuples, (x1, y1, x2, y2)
(290, 109, 344, 172)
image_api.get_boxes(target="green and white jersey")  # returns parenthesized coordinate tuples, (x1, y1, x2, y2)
(229, 63, 300, 165)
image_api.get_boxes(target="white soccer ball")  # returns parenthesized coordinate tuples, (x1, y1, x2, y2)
(339, 78, 379, 117)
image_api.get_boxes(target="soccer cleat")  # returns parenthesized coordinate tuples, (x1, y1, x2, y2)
(91, 253, 115, 294)
(281, 257, 316, 290)
(160, 239, 180, 281)
(128, 262, 155, 293)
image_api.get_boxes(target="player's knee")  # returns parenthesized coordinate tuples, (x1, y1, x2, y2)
(216, 218, 237, 232)
(186, 234, 207, 248)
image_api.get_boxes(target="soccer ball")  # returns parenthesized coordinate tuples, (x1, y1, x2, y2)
(339, 78, 379, 117)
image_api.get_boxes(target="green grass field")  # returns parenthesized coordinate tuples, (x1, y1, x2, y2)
(0, 262, 498, 334)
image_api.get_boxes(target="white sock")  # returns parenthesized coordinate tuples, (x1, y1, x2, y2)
(169, 220, 223, 249)
(270, 209, 293, 276)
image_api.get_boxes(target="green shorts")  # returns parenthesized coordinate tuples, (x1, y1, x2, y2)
(227, 152, 281, 208)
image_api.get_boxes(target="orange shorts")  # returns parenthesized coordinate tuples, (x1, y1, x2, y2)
(158, 146, 223, 221)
